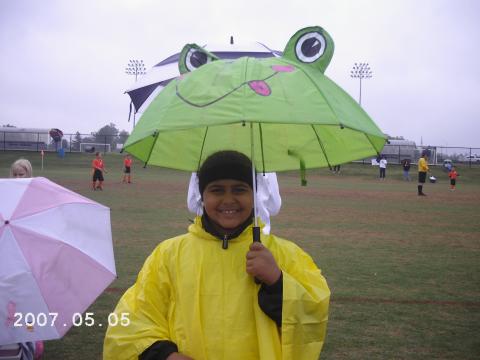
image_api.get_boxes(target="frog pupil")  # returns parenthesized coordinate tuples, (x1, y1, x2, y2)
(301, 38, 321, 57)
(191, 51, 207, 68)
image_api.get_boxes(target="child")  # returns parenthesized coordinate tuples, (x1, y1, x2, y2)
(401, 159, 411, 181)
(10, 158, 33, 178)
(379, 155, 387, 180)
(103, 150, 330, 360)
(5, 159, 44, 360)
(448, 166, 458, 191)
(91, 152, 107, 190)
(122, 154, 133, 184)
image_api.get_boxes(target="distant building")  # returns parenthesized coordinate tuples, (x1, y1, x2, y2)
(381, 139, 417, 162)
(0, 127, 50, 151)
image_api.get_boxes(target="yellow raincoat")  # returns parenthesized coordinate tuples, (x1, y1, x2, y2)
(103, 218, 330, 360)
(418, 157, 429, 172)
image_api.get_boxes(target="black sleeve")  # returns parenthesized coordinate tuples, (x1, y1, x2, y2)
(139, 340, 178, 360)
(258, 272, 283, 327)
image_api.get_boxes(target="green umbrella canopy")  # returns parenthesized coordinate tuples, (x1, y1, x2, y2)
(124, 26, 387, 174)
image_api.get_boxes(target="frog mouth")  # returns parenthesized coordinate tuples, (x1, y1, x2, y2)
(175, 64, 295, 108)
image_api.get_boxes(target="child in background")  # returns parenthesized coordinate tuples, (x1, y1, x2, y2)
(3, 159, 44, 360)
(448, 166, 458, 191)
(379, 155, 387, 180)
(122, 154, 133, 184)
(92, 152, 107, 190)
(401, 159, 411, 181)
(104, 150, 330, 360)
(10, 158, 33, 178)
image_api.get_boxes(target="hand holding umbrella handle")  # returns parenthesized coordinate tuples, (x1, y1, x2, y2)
(247, 241, 282, 286)
(252, 226, 261, 283)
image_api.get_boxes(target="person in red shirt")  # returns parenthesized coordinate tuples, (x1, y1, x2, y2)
(92, 152, 107, 190)
(122, 154, 133, 184)
(448, 166, 458, 191)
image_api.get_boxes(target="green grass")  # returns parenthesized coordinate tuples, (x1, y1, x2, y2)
(1, 151, 480, 359)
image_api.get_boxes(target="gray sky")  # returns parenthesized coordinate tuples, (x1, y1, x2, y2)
(1, 0, 479, 148)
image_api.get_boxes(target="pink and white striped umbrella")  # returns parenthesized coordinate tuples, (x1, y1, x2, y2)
(0, 177, 116, 345)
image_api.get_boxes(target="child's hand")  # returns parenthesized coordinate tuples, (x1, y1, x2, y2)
(246, 242, 281, 285)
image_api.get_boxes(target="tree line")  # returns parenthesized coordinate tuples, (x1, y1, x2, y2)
(69, 123, 129, 151)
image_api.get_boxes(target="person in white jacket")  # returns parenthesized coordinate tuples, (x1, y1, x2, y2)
(379, 155, 388, 180)
(187, 172, 281, 234)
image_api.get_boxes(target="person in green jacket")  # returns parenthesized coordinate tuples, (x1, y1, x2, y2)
(103, 150, 330, 360)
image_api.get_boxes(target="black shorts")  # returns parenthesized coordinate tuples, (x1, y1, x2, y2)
(418, 172, 427, 183)
(93, 169, 104, 182)
(124, 166, 131, 174)
(450, 179, 456, 186)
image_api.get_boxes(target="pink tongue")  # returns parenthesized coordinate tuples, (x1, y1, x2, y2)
(248, 80, 271, 96)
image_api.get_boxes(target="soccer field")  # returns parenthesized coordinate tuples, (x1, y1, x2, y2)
(1, 151, 480, 359)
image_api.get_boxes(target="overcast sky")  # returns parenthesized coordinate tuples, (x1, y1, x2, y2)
(1, 0, 479, 148)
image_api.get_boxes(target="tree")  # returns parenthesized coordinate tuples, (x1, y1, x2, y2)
(118, 130, 130, 146)
(93, 123, 119, 150)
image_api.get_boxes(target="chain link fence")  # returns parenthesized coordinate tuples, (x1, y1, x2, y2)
(0, 131, 127, 154)
(1, 130, 479, 166)
(378, 143, 480, 166)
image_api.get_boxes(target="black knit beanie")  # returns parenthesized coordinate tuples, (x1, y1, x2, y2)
(198, 150, 253, 196)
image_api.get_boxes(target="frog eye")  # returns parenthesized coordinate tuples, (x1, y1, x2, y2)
(283, 26, 334, 73)
(185, 48, 210, 72)
(179, 44, 219, 74)
(295, 32, 326, 63)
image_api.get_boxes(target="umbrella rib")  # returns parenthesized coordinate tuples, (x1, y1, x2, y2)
(196, 127, 210, 171)
(144, 131, 159, 167)
(258, 123, 266, 174)
(310, 125, 332, 168)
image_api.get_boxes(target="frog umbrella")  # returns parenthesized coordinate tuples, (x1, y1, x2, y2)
(123, 26, 387, 241)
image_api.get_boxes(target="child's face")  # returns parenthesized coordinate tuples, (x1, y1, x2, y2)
(12, 167, 28, 178)
(203, 179, 253, 232)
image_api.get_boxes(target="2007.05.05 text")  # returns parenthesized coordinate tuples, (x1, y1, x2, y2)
(13, 312, 130, 327)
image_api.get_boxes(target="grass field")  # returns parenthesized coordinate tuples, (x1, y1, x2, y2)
(1, 151, 480, 359)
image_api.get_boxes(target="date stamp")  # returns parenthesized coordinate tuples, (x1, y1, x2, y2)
(13, 312, 130, 328)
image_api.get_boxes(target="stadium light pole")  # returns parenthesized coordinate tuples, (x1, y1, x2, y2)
(350, 62, 372, 106)
(125, 59, 147, 128)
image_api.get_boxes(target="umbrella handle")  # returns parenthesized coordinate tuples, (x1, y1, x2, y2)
(252, 226, 261, 284)
(252, 226, 261, 242)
